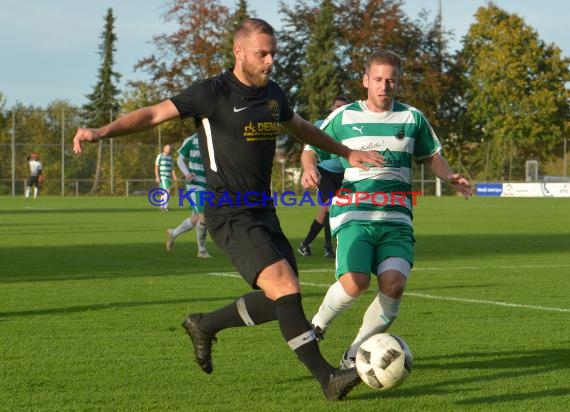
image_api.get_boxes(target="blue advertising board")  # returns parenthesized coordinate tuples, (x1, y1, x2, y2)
(476, 183, 503, 196)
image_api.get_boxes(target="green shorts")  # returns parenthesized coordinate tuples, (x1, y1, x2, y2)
(186, 184, 206, 214)
(335, 221, 415, 278)
(159, 178, 172, 190)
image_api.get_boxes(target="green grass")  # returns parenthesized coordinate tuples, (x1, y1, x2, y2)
(1, 195, 569, 411)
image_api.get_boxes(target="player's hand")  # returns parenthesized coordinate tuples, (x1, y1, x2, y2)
(448, 174, 473, 199)
(38, 176, 43, 184)
(185, 173, 196, 182)
(301, 166, 321, 189)
(347, 150, 384, 170)
(73, 128, 101, 154)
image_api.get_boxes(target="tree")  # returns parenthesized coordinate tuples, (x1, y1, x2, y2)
(134, 0, 230, 95)
(82, 8, 122, 194)
(459, 2, 570, 180)
(273, 0, 314, 110)
(220, 0, 254, 69)
(298, 0, 342, 122)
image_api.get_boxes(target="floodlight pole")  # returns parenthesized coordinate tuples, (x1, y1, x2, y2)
(110, 109, 114, 195)
(11, 108, 15, 196)
(61, 109, 65, 196)
(563, 138, 568, 182)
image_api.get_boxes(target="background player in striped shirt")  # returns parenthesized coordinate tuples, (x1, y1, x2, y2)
(302, 50, 472, 368)
(166, 134, 211, 258)
(298, 96, 349, 259)
(154, 144, 177, 211)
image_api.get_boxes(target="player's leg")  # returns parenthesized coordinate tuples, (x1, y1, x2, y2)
(183, 210, 359, 399)
(25, 177, 33, 199)
(298, 217, 321, 256)
(319, 169, 343, 258)
(159, 178, 171, 210)
(340, 264, 409, 368)
(311, 225, 373, 335)
(182, 210, 283, 373)
(322, 210, 334, 258)
(195, 214, 211, 258)
(340, 223, 414, 367)
(254, 245, 360, 400)
(193, 190, 211, 258)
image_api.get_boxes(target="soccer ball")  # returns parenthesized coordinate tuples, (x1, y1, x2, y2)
(355, 333, 413, 391)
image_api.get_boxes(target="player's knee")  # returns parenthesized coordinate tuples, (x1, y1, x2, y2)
(258, 261, 300, 300)
(339, 272, 370, 297)
(379, 281, 406, 299)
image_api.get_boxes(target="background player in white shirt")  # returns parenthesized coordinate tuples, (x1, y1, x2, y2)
(25, 152, 42, 199)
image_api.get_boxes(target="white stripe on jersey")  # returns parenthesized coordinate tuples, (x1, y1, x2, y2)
(340, 135, 415, 153)
(330, 210, 412, 230)
(203, 118, 217, 172)
(344, 166, 412, 183)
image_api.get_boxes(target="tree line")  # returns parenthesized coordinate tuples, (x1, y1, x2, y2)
(0, 0, 568, 195)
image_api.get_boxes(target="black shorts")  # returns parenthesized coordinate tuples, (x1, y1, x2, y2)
(206, 208, 298, 288)
(27, 176, 40, 187)
(317, 166, 343, 203)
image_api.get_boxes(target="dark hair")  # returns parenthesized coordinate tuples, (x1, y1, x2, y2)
(334, 95, 349, 104)
(366, 50, 403, 75)
(234, 17, 275, 43)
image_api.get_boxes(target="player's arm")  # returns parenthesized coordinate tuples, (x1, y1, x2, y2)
(282, 113, 383, 170)
(154, 157, 160, 183)
(300, 148, 320, 189)
(73, 100, 180, 154)
(177, 155, 194, 182)
(423, 152, 472, 199)
(38, 163, 43, 184)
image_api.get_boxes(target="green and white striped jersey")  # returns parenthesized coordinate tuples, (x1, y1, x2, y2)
(309, 100, 441, 234)
(177, 134, 207, 189)
(155, 153, 173, 179)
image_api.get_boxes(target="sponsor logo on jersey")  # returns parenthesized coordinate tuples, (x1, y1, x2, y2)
(266, 99, 280, 120)
(352, 125, 364, 135)
(394, 127, 405, 140)
(243, 121, 280, 141)
(382, 148, 401, 167)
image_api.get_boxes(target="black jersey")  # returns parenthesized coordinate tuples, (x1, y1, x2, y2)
(170, 70, 294, 215)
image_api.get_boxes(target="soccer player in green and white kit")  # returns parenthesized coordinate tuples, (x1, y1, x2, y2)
(166, 134, 211, 258)
(301, 50, 473, 368)
(154, 144, 177, 211)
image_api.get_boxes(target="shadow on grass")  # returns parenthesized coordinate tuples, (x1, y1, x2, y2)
(0, 296, 237, 319)
(353, 348, 570, 405)
(2, 232, 569, 284)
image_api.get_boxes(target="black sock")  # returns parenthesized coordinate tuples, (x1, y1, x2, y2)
(323, 213, 332, 250)
(198, 291, 277, 335)
(302, 220, 323, 246)
(275, 293, 332, 386)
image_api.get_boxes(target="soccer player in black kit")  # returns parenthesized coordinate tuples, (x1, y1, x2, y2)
(72, 18, 383, 400)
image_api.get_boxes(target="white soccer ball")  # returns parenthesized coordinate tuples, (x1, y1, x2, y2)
(355, 333, 413, 391)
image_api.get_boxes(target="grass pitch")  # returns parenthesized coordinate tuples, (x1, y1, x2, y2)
(1, 195, 569, 411)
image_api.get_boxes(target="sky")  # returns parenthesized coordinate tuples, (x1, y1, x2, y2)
(1, 0, 568, 108)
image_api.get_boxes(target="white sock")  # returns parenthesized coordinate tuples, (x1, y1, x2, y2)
(311, 280, 357, 331)
(172, 218, 194, 237)
(346, 292, 401, 359)
(25, 187, 30, 198)
(196, 221, 208, 252)
(33, 187, 38, 198)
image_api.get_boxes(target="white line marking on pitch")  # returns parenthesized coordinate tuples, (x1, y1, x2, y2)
(206, 270, 570, 313)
